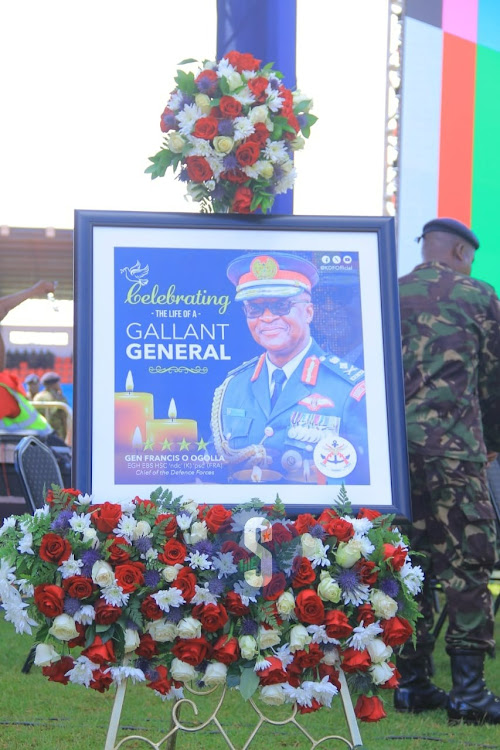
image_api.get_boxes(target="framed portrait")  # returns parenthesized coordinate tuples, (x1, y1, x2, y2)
(74, 210, 410, 517)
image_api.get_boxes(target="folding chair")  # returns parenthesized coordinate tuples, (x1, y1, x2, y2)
(14, 436, 63, 513)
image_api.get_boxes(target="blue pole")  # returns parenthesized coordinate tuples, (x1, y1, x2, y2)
(216, 0, 297, 215)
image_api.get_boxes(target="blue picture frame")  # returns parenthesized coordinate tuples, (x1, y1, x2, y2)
(74, 210, 410, 518)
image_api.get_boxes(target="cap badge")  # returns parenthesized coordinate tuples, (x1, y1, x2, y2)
(250, 256, 279, 280)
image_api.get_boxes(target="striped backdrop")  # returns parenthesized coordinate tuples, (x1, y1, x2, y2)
(397, 0, 500, 292)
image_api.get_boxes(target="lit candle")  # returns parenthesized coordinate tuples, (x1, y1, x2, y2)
(115, 371, 154, 452)
(146, 398, 198, 450)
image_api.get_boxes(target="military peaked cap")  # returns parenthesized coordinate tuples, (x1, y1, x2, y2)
(420, 218, 480, 249)
(227, 253, 319, 301)
(41, 371, 61, 385)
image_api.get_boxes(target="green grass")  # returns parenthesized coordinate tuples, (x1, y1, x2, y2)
(0, 612, 498, 750)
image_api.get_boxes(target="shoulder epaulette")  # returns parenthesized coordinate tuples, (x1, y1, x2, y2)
(323, 354, 365, 384)
(225, 355, 261, 379)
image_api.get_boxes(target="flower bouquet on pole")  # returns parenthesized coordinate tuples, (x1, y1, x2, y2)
(146, 51, 317, 213)
(0, 486, 422, 723)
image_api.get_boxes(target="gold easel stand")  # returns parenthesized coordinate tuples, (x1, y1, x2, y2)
(104, 669, 363, 749)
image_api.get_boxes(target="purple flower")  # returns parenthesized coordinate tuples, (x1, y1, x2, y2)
(166, 607, 185, 624)
(161, 112, 177, 130)
(241, 618, 258, 636)
(212, 184, 225, 201)
(309, 524, 325, 539)
(144, 569, 161, 588)
(64, 596, 81, 616)
(197, 77, 216, 95)
(133, 536, 152, 554)
(80, 549, 101, 577)
(208, 578, 225, 596)
(380, 578, 400, 598)
(222, 154, 238, 171)
(50, 510, 73, 531)
(218, 119, 234, 136)
(178, 168, 189, 182)
(297, 113, 308, 129)
(193, 540, 215, 557)
(337, 568, 360, 593)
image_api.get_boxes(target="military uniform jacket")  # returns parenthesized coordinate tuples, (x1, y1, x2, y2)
(399, 261, 500, 461)
(211, 339, 369, 484)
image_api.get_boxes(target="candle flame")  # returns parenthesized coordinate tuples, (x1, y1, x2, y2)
(125, 371, 134, 393)
(168, 398, 177, 419)
(251, 465, 262, 483)
(132, 426, 143, 448)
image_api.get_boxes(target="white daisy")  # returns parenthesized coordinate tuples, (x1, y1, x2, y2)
(176, 104, 203, 135)
(152, 588, 185, 612)
(114, 514, 137, 541)
(265, 89, 284, 113)
(66, 656, 99, 687)
(212, 552, 238, 579)
(74, 605, 96, 625)
(33, 505, 50, 519)
(400, 561, 424, 595)
(307, 624, 340, 645)
(232, 87, 256, 107)
(17, 532, 34, 555)
(233, 117, 255, 141)
(69, 512, 92, 534)
(101, 584, 129, 607)
(216, 58, 236, 79)
(186, 551, 211, 570)
(347, 621, 383, 651)
(264, 141, 289, 164)
(176, 512, 193, 530)
(345, 517, 373, 536)
(58, 554, 84, 579)
(272, 644, 294, 669)
(191, 583, 218, 606)
(254, 655, 272, 672)
(108, 665, 146, 685)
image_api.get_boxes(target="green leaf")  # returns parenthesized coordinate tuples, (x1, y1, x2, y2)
(219, 77, 230, 96)
(239, 666, 260, 700)
(174, 70, 197, 95)
(177, 58, 198, 65)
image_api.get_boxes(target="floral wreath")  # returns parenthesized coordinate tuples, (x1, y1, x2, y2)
(146, 50, 317, 214)
(0, 486, 422, 723)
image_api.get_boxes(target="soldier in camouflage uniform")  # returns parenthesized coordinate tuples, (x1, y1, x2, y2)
(396, 218, 500, 724)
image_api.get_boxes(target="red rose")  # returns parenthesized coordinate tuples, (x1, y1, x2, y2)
(212, 635, 240, 665)
(115, 561, 145, 593)
(141, 595, 164, 621)
(220, 541, 250, 563)
(221, 168, 248, 184)
(285, 113, 300, 137)
(223, 50, 261, 73)
(107, 535, 131, 563)
(354, 694, 387, 722)
(294, 589, 325, 625)
(219, 95, 242, 118)
(159, 538, 187, 566)
(324, 610, 353, 639)
(318, 664, 342, 691)
(328, 518, 355, 542)
(248, 121, 270, 146)
(341, 647, 371, 673)
(62, 576, 94, 600)
(248, 76, 269, 102)
(91, 502, 122, 533)
(171, 636, 211, 666)
(263, 572, 286, 601)
(68, 622, 86, 648)
(225, 591, 250, 616)
(133, 497, 156, 510)
(42, 656, 74, 685)
(292, 557, 316, 589)
(382, 544, 407, 571)
(185, 155, 213, 182)
(357, 508, 382, 521)
(191, 603, 228, 632)
(160, 106, 177, 133)
(204, 504, 232, 533)
(90, 668, 114, 693)
(235, 140, 260, 167)
(293, 643, 324, 669)
(195, 69, 218, 95)
(172, 566, 197, 602)
(294, 513, 317, 535)
(356, 603, 376, 625)
(39, 533, 72, 565)
(231, 186, 253, 213)
(379, 662, 400, 689)
(193, 116, 219, 140)
(135, 634, 158, 659)
(278, 85, 294, 116)
(381, 616, 413, 647)
(94, 599, 122, 625)
(147, 665, 172, 696)
(266, 522, 294, 551)
(298, 698, 322, 714)
(155, 513, 178, 538)
(258, 656, 288, 686)
(34, 584, 64, 617)
(317, 508, 339, 528)
(285, 664, 301, 687)
(82, 635, 116, 666)
(356, 559, 379, 586)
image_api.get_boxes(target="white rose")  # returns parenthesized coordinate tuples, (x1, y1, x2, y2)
(226, 71, 243, 91)
(370, 661, 394, 685)
(203, 661, 227, 686)
(170, 658, 197, 683)
(249, 105, 269, 124)
(145, 619, 177, 642)
(180, 499, 198, 515)
(289, 624, 311, 653)
(258, 627, 282, 649)
(48, 614, 79, 642)
(34, 643, 60, 666)
(91, 560, 115, 587)
(300, 532, 319, 558)
(371, 590, 398, 620)
(244, 570, 263, 589)
(260, 684, 286, 706)
(290, 136, 305, 151)
(239, 635, 258, 660)
(213, 136, 235, 154)
(256, 160, 273, 180)
(366, 638, 393, 664)
(317, 573, 341, 603)
(281, 159, 294, 175)
(276, 590, 295, 615)
(321, 648, 340, 666)
(336, 540, 363, 568)
(162, 564, 182, 582)
(184, 521, 208, 545)
(82, 527, 98, 545)
(124, 628, 140, 653)
(194, 93, 212, 114)
(177, 617, 202, 639)
(167, 132, 186, 154)
(132, 520, 151, 539)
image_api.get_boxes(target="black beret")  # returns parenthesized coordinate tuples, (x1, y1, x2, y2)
(24, 374, 39, 384)
(41, 371, 61, 385)
(420, 217, 480, 249)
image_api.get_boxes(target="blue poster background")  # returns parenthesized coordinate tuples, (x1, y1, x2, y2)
(114, 247, 366, 486)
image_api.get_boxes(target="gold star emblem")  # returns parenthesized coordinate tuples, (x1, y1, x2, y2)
(196, 437, 208, 451)
(179, 437, 190, 451)
(161, 438, 172, 451)
(143, 438, 154, 450)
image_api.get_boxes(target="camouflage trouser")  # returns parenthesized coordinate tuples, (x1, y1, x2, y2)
(404, 454, 497, 655)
